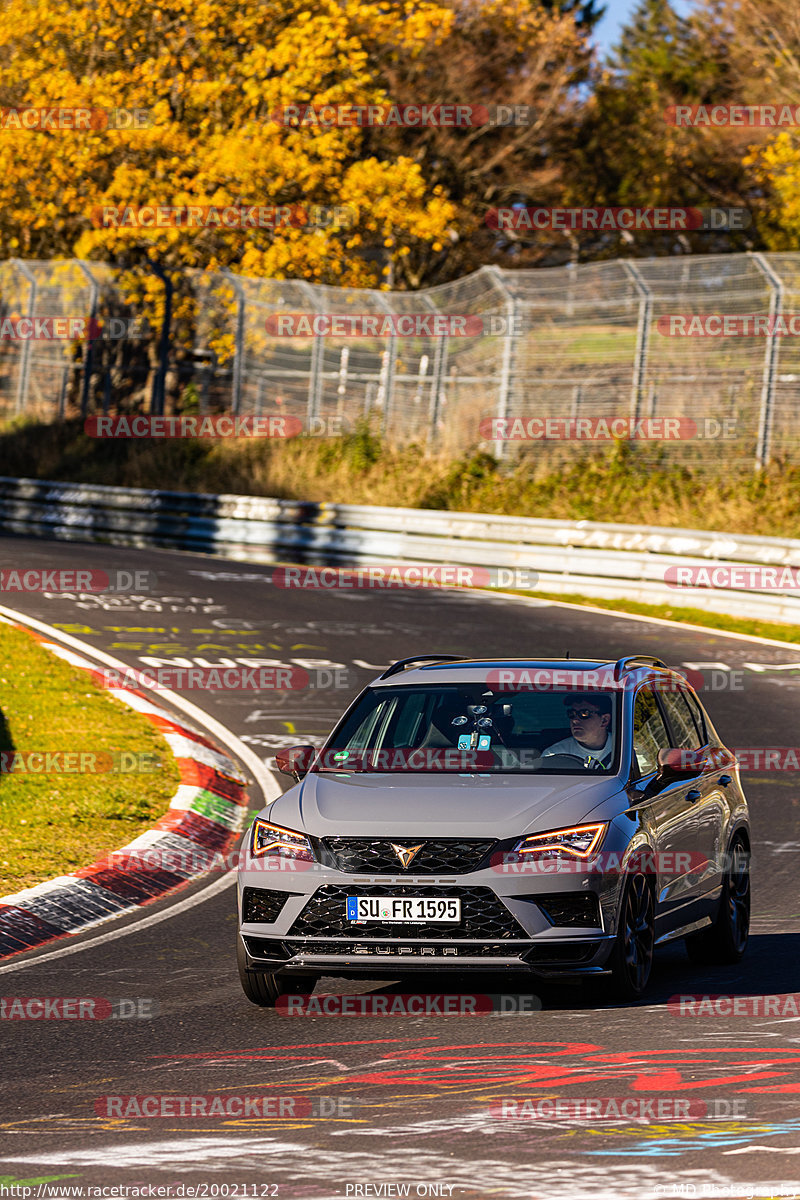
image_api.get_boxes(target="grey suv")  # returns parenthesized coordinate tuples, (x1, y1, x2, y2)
(236, 655, 750, 1004)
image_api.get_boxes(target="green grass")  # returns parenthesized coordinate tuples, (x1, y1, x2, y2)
(0, 622, 180, 892)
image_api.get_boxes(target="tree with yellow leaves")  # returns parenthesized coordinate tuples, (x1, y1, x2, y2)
(0, 0, 457, 287)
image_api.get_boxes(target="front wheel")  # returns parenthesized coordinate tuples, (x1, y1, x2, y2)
(607, 870, 655, 1001)
(685, 836, 750, 965)
(237, 935, 315, 1007)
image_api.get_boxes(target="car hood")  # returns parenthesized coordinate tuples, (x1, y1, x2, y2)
(265, 770, 625, 840)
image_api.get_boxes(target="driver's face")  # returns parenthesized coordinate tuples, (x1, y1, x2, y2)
(567, 705, 609, 750)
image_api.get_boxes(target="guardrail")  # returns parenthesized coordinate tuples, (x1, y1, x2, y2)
(0, 475, 798, 625)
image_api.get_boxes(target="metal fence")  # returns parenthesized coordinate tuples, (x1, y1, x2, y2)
(2, 253, 800, 471)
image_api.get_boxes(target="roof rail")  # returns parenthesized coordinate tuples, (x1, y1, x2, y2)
(379, 654, 466, 680)
(613, 655, 668, 681)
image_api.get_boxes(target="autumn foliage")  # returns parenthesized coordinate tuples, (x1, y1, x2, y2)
(0, 0, 797, 287)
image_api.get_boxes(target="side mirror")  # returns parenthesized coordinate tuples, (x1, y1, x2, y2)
(274, 744, 316, 780)
(657, 745, 735, 779)
(657, 748, 701, 779)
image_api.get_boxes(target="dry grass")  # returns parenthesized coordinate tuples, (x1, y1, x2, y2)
(2, 416, 800, 537)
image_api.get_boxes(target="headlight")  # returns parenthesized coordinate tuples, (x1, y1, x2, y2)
(512, 823, 606, 859)
(251, 819, 315, 862)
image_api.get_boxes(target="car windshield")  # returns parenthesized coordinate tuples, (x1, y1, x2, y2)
(317, 684, 620, 774)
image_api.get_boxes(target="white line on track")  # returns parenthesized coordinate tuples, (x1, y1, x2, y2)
(0, 603, 282, 974)
(0, 871, 234, 975)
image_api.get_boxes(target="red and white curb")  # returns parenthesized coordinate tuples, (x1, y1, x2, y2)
(0, 629, 253, 959)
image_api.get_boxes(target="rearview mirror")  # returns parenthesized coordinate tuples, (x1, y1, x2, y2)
(274, 744, 316, 780)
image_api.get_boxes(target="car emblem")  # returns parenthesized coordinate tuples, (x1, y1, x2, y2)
(390, 842, 424, 869)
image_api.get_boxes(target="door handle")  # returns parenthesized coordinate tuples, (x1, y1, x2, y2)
(685, 789, 701, 802)
(719, 775, 732, 786)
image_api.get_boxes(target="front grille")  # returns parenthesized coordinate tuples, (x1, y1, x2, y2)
(322, 838, 496, 875)
(288, 885, 527, 940)
(536, 893, 601, 928)
(285, 940, 523, 958)
(242, 887, 298, 924)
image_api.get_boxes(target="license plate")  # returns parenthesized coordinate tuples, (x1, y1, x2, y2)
(346, 896, 461, 923)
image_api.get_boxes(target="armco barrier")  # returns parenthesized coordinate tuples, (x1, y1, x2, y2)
(0, 475, 799, 624)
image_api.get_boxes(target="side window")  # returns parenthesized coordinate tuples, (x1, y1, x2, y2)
(660, 690, 703, 750)
(632, 687, 671, 776)
(683, 690, 708, 745)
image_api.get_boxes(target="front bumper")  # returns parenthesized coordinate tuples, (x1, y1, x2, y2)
(237, 856, 623, 978)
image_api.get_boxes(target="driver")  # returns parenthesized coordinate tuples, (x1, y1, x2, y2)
(542, 693, 613, 769)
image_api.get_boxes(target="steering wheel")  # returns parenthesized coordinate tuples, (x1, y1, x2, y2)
(541, 753, 605, 770)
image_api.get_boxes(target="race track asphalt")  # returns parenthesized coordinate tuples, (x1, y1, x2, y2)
(1, 536, 800, 1200)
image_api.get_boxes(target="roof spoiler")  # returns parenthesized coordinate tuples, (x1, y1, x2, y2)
(613, 655, 668, 681)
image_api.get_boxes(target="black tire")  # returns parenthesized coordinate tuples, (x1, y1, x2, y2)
(236, 935, 314, 1007)
(608, 869, 655, 1001)
(685, 836, 750, 966)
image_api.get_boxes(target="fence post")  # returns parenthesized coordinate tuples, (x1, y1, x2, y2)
(485, 266, 516, 460)
(570, 384, 582, 421)
(11, 260, 36, 416)
(621, 261, 652, 424)
(222, 268, 245, 415)
(299, 281, 324, 428)
(337, 345, 349, 422)
(750, 253, 784, 471)
(421, 294, 448, 442)
(374, 293, 397, 435)
(75, 261, 99, 420)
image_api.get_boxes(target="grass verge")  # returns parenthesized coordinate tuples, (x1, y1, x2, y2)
(525, 591, 800, 645)
(0, 622, 180, 893)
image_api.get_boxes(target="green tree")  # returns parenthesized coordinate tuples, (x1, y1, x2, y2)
(558, 0, 760, 260)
